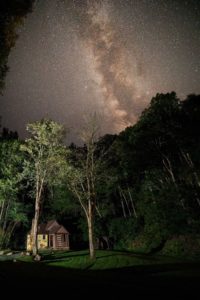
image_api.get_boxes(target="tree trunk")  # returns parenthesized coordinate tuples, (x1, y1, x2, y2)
(32, 174, 44, 256)
(128, 188, 137, 218)
(0, 199, 5, 225)
(88, 201, 95, 259)
(119, 188, 126, 218)
(4, 221, 17, 249)
(32, 195, 40, 256)
(2, 199, 10, 231)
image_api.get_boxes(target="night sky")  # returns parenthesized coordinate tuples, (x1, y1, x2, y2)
(1, 0, 200, 143)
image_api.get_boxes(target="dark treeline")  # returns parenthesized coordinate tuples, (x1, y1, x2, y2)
(0, 92, 200, 257)
(0, 0, 35, 92)
(96, 92, 200, 255)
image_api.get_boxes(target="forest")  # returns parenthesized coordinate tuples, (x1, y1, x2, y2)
(1, 91, 200, 259)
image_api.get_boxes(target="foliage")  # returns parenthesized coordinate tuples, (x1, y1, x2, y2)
(97, 92, 200, 253)
(107, 217, 139, 250)
(21, 118, 68, 189)
(162, 235, 200, 258)
(0, 136, 27, 249)
(0, 0, 35, 92)
(21, 118, 68, 255)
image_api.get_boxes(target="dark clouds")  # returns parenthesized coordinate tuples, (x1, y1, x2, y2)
(1, 0, 200, 142)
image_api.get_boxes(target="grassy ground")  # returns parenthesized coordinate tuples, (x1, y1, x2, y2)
(0, 250, 200, 295)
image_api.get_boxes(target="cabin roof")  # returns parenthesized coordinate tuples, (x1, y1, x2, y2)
(36, 220, 69, 234)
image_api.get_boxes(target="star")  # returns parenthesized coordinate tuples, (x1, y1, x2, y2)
(0, 0, 200, 142)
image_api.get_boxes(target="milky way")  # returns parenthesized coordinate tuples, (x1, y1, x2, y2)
(1, 0, 200, 142)
(75, 0, 147, 131)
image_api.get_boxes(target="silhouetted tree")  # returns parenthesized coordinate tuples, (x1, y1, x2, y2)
(66, 114, 101, 259)
(0, 0, 35, 92)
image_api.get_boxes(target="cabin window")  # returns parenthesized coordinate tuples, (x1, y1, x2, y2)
(43, 235, 46, 240)
(63, 235, 66, 242)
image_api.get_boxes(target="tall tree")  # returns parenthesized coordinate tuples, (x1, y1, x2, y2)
(66, 114, 100, 259)
(21, 119, 67, 256)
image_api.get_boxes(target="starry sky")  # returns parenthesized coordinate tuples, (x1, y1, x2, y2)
(1, 0, 200, 143)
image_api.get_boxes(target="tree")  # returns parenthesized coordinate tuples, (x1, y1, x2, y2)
(21, 119, 67, 256)
(66, 114, 100, 259)
(107, 92, 200, 252)
(0, 0, 35, 92)
(0, 137, 27, 249)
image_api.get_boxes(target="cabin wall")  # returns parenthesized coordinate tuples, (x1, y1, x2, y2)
(53, 234, 70, 250)
(26, 234, 48, 251)
(37, 234, 48, 249)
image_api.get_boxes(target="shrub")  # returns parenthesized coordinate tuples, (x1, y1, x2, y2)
(162, 235, 200, 258)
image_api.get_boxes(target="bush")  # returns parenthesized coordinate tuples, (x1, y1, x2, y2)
(162, 235, 200, 258)
(108, 217, 139, 250)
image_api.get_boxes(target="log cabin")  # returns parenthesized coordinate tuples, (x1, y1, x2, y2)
(27, 220, 70, 251)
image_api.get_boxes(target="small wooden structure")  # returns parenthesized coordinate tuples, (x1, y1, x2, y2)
(27, 220, 69, 251)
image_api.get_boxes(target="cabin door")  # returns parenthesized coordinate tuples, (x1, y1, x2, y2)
(49, 235, 54, 248)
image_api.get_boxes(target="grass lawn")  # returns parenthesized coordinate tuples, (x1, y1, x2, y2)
(0, 250, 200, 295)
